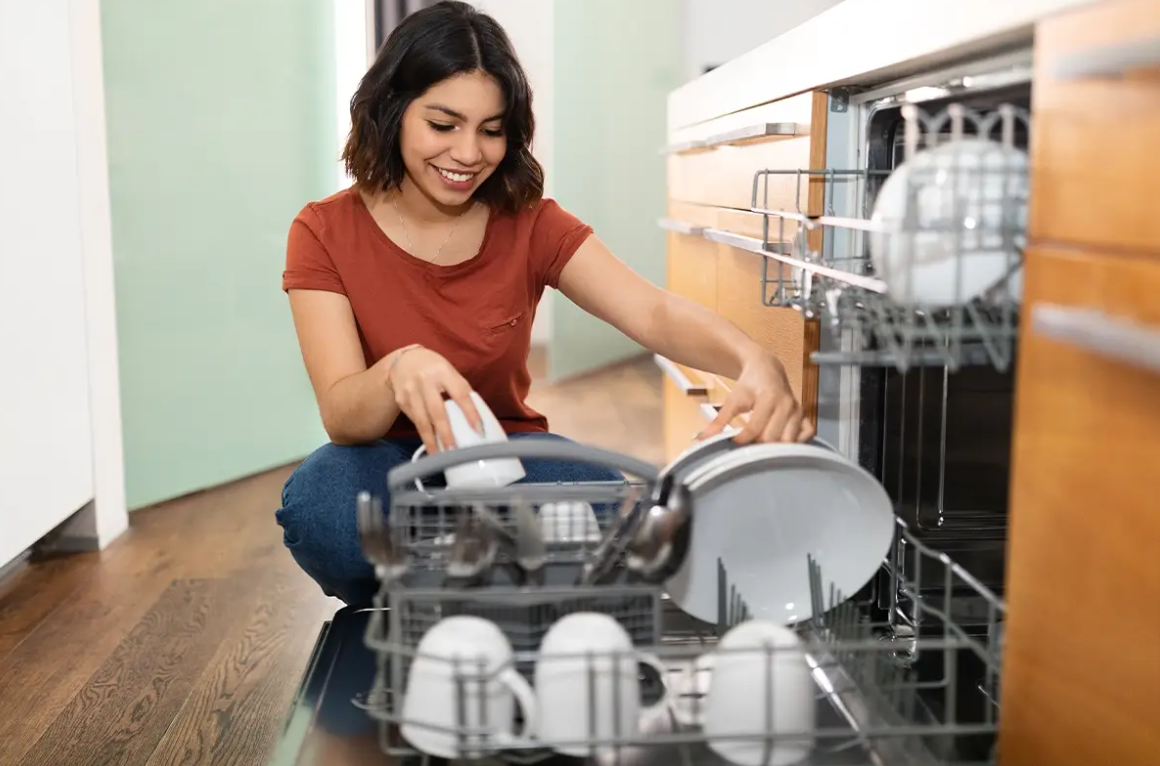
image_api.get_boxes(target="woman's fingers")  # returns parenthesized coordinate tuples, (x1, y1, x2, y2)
(796, 417, 816, 443)
(421, 382, 456, 451)
(445, 377, 483, 435)
(399, 387, 440, 456)
(736, 394, 778, 445)
(699, 397, 743, 440)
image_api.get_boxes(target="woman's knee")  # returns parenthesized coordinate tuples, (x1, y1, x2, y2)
(275, 441, 411, 600)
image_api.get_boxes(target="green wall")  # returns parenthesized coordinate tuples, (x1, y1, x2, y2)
(548, 0, 683, 381)
(102, 0, 335, 509)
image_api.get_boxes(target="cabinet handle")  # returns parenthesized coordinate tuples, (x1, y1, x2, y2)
(1053, 35, 1160, 80)
(1033, 303, 1160, 374)
(654, 355, 709, 396)
(661, 123, 802, 154)
(702, 228, 789, 255)
(700, 403, 721, 422)
(657, 218, 705, 236)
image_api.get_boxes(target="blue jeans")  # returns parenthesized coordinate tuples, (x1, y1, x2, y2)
(275, 432, 622, 606)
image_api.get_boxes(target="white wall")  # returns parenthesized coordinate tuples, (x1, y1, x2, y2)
(471, 0, 556, 344)
(682, 0, 847, 82)
(0, 0, 128, 564)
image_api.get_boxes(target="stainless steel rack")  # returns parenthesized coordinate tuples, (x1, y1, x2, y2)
(746, 103, 1031, 373)
(354, 442, 1007, 766)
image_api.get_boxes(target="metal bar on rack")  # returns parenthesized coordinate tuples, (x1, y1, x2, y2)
(1052, 34, 1160, 80)
(704, 227, 888, 293)
(656, 218, 705, 236)
(386, 439, 661, 490)
(1032, 303, 1160, 374)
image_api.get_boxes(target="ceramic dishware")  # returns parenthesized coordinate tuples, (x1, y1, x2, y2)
(400, 615, 538, 759)
(534, 612, 674, 758)
(410, 391, 525, 490)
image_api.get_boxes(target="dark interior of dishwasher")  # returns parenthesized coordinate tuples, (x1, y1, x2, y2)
(856, 84, 1032, 762)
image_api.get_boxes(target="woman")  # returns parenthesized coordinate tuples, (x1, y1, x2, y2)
(277, 0, 812, 606)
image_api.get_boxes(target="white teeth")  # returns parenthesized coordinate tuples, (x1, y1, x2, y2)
(436, 167, 473, 183)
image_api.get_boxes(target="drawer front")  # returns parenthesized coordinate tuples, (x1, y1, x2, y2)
(1001, 245, 1160, 765)
(665, 223, 719, 310)
(1030, 0, 1160, 253)
(668, 135, 812, 213)
(658, 357, 710, 462)
(715, 245, 805, 399)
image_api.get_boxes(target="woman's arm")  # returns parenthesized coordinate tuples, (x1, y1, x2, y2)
(557, 236, 812, 444)
(288, 289, 403, 445)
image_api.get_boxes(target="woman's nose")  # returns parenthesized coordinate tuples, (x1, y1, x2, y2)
(449, 133, 483, 167)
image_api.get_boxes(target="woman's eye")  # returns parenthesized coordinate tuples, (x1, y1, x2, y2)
(427, 122, 454, 133)
(483, 129, 505, 138)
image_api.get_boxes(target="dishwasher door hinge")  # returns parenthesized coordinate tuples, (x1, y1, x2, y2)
(829, 87, 850, 113)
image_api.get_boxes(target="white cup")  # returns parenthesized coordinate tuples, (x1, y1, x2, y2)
(534, 612, 674, 758)
(400, 615, 538, 759)
(669, 653, 715, 728)
(538, 501, 602, 543)
(702, 620, 816, 766)
(411, 391, 526, 490)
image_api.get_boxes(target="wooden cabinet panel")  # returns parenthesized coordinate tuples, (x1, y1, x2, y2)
(665, 224, 719, 311)
(1030, 0, 1160, 254)
(668, 135, 812, 216)
(1000, 244, 1160, 766)
(660, 361, 710, 463)
(715, 245, 806, 399)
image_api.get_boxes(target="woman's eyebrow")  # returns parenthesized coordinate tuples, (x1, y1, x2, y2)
(424, 104, 504, 123)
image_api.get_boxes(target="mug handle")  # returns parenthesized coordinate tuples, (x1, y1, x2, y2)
(494, 667, 539, 744)
(634, 651, 677, 720)
(410, 444, 428, 492)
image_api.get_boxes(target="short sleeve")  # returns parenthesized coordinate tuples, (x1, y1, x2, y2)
(532, 199, 593, 290)
(282, 204, 346, 295)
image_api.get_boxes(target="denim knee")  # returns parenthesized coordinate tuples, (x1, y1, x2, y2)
(276, 441, 410, 605)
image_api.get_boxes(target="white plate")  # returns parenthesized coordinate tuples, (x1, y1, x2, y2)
(663, 443, 894, 625)
(870, 139, 1028, 307)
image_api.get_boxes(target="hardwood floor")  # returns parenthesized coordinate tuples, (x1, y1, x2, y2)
(0, 354, 661, 766)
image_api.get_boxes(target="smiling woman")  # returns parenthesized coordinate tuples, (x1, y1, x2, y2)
(276, 0, 812, 606)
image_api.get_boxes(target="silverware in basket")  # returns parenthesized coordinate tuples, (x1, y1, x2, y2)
(356, 491, 408, 585)
(512, 498, 546, 574)
(447, 507, 497, 582)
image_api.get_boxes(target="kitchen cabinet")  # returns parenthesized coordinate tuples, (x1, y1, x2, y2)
(1000, 1, 1160, 762)
(1028, 0, 1160, 254)
(1001, 245, 1160, 765)
(661, 92, 828, 457)
(0, 0, 97, 567)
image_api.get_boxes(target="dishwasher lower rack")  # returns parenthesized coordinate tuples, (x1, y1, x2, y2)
(358, 538, 1005, 766)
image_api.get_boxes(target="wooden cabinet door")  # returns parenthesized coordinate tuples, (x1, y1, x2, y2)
(999, 244, 1160, 766)
(1029, 0, 1160, 254)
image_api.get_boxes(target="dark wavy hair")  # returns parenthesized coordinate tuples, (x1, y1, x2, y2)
(342, 1, 543, 213)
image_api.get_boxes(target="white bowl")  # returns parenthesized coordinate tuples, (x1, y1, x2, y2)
(869, 139, 1028, 307)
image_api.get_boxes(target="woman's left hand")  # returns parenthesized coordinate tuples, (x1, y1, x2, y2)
(699, 354, 814, 445)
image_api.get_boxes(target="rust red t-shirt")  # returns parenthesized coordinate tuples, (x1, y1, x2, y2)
(282, 187, 592, 439)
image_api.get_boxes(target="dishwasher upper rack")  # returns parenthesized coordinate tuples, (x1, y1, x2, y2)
(749, 103, 1031, 373)
(374, 439, 660, 573)
(359, 536, 1006, 766)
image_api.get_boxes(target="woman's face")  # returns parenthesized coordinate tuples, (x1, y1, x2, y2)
(399, 70, 508, 208)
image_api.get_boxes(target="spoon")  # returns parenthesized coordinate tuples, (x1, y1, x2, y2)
(356, 491, 408, 586)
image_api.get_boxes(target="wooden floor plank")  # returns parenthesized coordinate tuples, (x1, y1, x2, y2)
(0, 552, 100, 662)
(18, 579, 241, 766)
(144, 574, 335, 766)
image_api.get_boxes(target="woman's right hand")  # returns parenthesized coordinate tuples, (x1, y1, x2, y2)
(386, 346, 482, 454)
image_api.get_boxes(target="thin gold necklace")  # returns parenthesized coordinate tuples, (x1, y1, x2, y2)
(391, 194, 468, 265)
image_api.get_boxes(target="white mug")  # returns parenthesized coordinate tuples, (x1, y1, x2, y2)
(538, 501, 602, 543)
(411, 391, 526, 490)
(400, 615, 538, 759)
(702, 620, 816, 766)
(534, 612, 674, 758)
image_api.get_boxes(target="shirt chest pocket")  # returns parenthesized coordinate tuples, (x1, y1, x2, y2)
(482, 309, 528, 337)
